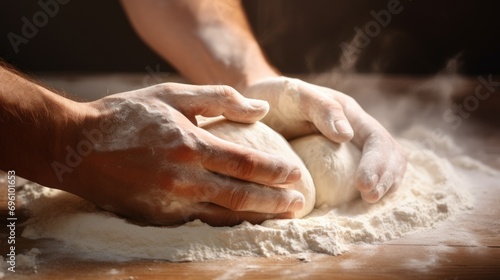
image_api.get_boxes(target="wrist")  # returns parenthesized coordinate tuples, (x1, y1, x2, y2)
(0, 67, 98, 192)
(48, 97, 102, 191)
(36, 89, 89, 188)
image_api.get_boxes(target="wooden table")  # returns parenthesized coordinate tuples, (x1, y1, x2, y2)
(1, 74, 499, 279)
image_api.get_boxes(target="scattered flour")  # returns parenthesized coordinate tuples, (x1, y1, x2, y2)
(16, 248, 40, 272)
(17, 127, 480, 262)
(0, 248, 40, 278)
(400, 244, 456, 273)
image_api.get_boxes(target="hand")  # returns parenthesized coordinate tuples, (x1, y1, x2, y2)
(243, 77, 407, 203)
(56, 83, 304, 226)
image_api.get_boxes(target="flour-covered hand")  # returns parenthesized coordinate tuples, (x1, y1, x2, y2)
(243, 77, 407, 203)
(59, 83, 304, 226)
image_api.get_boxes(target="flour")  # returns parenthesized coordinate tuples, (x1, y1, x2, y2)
(400, 244, 456, 272)
(18, 125, 477, 262)
(0, 248, 40, 277)
(16, 248, 40, 272)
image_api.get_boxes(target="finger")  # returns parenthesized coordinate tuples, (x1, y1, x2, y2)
(193, 172, 305, 214)
(311, 101, 354, 143)
(191, 203, 295, 226)
(199, 131, 302, 185)
(361, 167, 406, 202)
(356, 140, 407, 203)
(302, 85, 354, 143)
(360, 171, 393, 203)
(162, 84, 270, 123)
(355, 143, 387, 194)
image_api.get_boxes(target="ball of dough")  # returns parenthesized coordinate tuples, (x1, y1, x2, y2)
(201, 118, 316, 218)
(290, 135, 361, 208)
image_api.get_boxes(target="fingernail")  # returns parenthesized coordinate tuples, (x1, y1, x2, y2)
(288, 195, 304, 211)
(334, 119, 353, 136)
(247, 99, 269, 110)
(284, 168, 301, 183)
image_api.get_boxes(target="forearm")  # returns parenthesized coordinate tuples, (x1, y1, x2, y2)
(0, 65, 87, 188)
(121, 0, 278, 91)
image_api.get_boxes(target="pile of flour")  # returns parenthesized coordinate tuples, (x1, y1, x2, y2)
(19, 127, 480, 262)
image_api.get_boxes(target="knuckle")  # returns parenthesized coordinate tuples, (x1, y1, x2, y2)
(324, 101, 344, 115)
(227, 153, 257, 180)
(272, 192, 292, 213)
(268, 161, 288, 183)
(342, 95, 357, 107)
(156, 82, 175, 95)
(201, 180, 221, 198)
(214, 85, 237, 101)
(163, 128, 200, 160)
(341, 95, 361, 114)
(178, 133, 200, 155)
(227, 188, 251, 211)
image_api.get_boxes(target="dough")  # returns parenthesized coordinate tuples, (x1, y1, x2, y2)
(201, 118, 316, 218)
(201, 118, 362, 216)
(291, 135, 361, 208)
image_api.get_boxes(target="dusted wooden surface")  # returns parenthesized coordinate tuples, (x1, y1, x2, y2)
(1, 74, 499, 279)
(2, 192, 500, 280)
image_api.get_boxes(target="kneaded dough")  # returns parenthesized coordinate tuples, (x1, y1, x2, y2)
(201, 118, 316, 218)
(291, 135, 361, 208)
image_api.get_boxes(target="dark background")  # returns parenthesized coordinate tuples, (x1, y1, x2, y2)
(1, 0, 499, 75)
